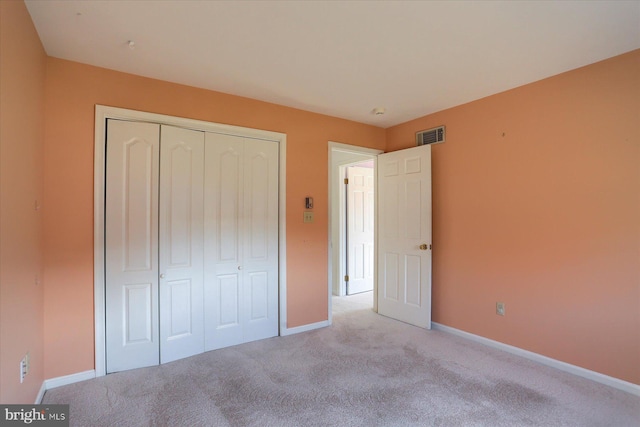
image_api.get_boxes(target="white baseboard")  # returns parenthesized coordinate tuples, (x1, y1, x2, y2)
(35, 370, 96, 404)
(281, 320, 329, 336)
(432, 322, 640, 397)
(44, 369, 96, 391)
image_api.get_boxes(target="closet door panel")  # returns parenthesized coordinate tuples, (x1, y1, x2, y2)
(105, 120, 160, 373)
(246, 150, 269, 260)
(218, 274, 240, 325)
(218, 148, 241, 263)
(248, 271, 268, 320)
(204, 133, 244, 350)
(242, 139, 279, 342)
(159, 125, 205, 363)
(123, 284, 153, 343)
(166, 279, 193, 336)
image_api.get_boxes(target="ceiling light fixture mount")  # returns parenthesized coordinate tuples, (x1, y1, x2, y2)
(128, 40, 135, 50)
(372, 107, 386, 115)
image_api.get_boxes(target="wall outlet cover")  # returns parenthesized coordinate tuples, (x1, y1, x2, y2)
(303, 211, 314, 223)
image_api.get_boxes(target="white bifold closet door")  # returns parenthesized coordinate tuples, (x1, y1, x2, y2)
(204, 132, 279, 350)
(105, 120, 205, 373)
(158, 125, 205, 364)
(105, 119, 278, 374)
(105, 120, 161, 373)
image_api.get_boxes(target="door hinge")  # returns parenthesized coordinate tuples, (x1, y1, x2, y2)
(344, 178, 348, 184)
(344, 275, 349, 282)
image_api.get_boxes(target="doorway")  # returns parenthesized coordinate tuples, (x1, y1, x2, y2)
(328, 142, 433, 329)
(328, 142, 382, 323)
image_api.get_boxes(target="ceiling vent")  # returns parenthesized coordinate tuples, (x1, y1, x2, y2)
(416, 126, 445, 146)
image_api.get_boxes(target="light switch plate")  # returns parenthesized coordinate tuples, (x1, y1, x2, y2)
(303, 212, 314, 223)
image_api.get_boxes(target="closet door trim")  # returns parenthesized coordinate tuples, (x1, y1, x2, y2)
(94, 105, 288, 377)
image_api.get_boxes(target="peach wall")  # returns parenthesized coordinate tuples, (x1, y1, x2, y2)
(386, 50, 640, 384)
(0, 0, 46, 402)
(11, 0, 637, 389)
(42, 58, 386, 378)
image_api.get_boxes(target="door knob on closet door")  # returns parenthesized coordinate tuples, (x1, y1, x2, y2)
(419, 244, 428, 250)
(160, 273, 165, 279)
(238, 266, 242, 270)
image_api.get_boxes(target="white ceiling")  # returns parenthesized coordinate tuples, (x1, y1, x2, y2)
(25, 1, 640, 128)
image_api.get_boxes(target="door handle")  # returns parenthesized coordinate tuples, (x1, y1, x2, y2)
(419, 244, 429, 250)
(160, 273, 165, 279)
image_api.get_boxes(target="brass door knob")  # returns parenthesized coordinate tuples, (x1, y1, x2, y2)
(419, 244, 428, 250)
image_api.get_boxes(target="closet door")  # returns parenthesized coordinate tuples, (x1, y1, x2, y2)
(204, 133, 243, 349)
(204, 133, 279, 350)
(105, 120, 160, 373)
(106, 122, 206, 372)
(242, 139, 279, 342)
(158, 125, 205, 363)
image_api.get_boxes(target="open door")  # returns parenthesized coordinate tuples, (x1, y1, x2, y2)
(346, 165, 374, 295)
(377, 145, 432, 328)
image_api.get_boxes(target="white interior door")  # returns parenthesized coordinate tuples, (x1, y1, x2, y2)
(158, 125, 205, 363)
(241, 138, 279, 342)
(204, 133, 243, 349)
(204, 133, 279, 350)
(346, 166, 374, 295)
(105, 120, 160, 373)
(377, 145, 432, 328)
(106, 122, 206, 372)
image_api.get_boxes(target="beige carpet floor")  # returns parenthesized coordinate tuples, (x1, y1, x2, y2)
(43, 292, 639, 426)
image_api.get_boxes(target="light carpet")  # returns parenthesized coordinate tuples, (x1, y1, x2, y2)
(43, 292, 639, 426)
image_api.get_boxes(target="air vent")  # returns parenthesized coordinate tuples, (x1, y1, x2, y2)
(416, 126, 445, 146)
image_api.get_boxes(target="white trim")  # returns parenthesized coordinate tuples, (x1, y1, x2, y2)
(280, 320, 330, 336)
(327, 142, 382, 325)
(94, 108, 107, 377)
(35, 370, 97, 403)
(94, 105, 287, 377)
(44, 370, 96, 391)
(277, 140, 288, 339)
(337, 164, 348, 297)
(328, 141, 383, 156)
(35, 382, 46, 404)
(432, 322, 640, 397)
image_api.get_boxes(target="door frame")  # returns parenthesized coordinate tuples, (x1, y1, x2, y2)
(328, 142, 382, 323)
(94, 105, 287, 377)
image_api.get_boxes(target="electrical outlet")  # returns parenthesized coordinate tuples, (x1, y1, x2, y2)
(496, 302, 505, 316)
